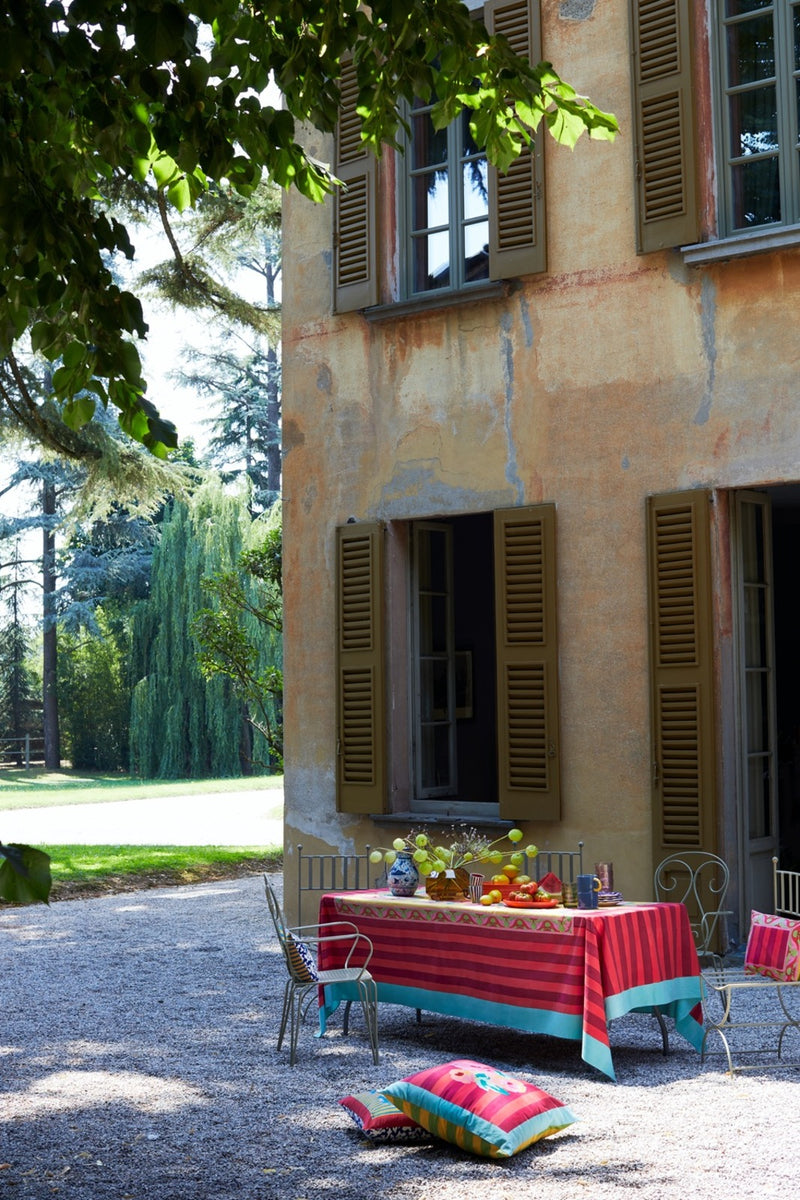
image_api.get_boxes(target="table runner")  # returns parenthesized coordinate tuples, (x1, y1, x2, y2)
(317, 892, 703, 1079)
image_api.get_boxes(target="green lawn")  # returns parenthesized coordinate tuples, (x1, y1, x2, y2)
(0, 771, 284, 900)
(0, 770, 283, 811)
(38, 843, 282, 900)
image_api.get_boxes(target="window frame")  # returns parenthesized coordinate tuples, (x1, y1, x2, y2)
(714, 0, 800, 237)
(399, 101, 491, 301)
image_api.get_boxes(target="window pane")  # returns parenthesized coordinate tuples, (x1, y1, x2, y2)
(730, 155, 781, 225)
(463, 220, 490, 281)
(417, 529, 447, 590)
(726, 0, 772, 16)
(748, 754, 771, 838)
(795, 2, 800, 66)
(418, 594, 448, 653)
(740, 501, 765, 582)
(726, 13, 776, 85)
(463, 160, 489, 219)
(411, 169, 449, 233)
(728, 83, 778, 156)
(420, 659, 449, 719)
(746, 669, 769, 749)
(743, 585, 767, 665)
(411, 111, 447, 170)
(412, 230, 450, 291)
(420, 724, 453, 790)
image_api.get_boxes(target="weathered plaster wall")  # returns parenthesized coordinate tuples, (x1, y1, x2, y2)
(280, 1, 800, 917)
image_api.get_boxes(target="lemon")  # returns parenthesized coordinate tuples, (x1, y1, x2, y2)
(479, 894, 494, 906)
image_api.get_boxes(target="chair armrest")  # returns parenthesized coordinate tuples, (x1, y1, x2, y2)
(289, 922, 374, 971)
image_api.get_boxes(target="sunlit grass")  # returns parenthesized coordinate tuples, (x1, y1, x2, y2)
(0, 771, 283, 810)
(42, 843, 282, 899)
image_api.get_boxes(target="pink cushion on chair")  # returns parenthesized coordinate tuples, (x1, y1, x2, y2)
(744, 910, 800, 982)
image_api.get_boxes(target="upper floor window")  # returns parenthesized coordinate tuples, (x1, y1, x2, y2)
(717, 0, 800, 234)
(333, 0, 546, 314)
(403, 102, 490, 296)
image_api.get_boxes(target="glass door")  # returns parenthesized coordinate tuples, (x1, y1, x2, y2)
(734, 492, 778, 913)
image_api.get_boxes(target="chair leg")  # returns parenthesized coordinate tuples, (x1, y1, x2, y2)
(653, 1006, 670, 1055)
(277, 980, 292, 1051)
(342, 1000, 353, 1035)
(357, 977, 380, 1065)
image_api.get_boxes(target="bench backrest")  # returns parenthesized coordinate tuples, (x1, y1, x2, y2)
(773, 856, 800, 919)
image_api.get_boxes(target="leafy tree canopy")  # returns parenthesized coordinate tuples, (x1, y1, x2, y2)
(0, 0, 618, 461)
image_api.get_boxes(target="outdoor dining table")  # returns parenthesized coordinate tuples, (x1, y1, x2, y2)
(316, 890, 704, 1079)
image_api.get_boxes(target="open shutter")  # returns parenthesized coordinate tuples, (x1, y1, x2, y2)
(494, 505, 560, 819)
(630, 0, 698, 252)
(336, 523, 386, 813)
(647, 492, 718, 862)
(333, 58, 378, 312)
(486, 0, 546, 278)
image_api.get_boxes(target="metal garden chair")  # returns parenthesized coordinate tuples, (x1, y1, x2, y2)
(263, 874, 379, 1066)
(654, 850, 732, 967)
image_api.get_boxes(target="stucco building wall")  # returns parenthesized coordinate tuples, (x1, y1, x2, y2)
(280, 1, 800, 925)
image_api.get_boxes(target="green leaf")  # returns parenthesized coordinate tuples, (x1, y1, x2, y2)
(167, 174, 192, 212)
(63, 393, 97, 427)
(0, 844, 52, 904)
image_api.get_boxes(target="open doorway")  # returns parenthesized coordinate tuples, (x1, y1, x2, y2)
(767, 485, 800, 872)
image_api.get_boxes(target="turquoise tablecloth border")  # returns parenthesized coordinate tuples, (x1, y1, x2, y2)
(318, 975, 703, 1080)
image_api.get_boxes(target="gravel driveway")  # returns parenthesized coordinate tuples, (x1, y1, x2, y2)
(2, 873, 798, 1200)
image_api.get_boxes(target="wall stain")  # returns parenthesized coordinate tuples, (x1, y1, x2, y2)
(695, 276, 717, 426)
(500, 311, 524, 502)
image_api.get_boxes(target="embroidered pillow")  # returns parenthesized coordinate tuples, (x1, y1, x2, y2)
(338, 1091, 432, 1143)
(744, 910, 800, 982)
(382, 1058, 577, 1159)
(286, 933, 318, 982)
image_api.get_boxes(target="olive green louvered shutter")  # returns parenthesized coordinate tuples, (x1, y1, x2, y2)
(647, 492, 718, 861)
(494, 505, 560, 819)
(486, 0, 546, 278)
(336, 523, 387, 813)
(630, 0, 699, 253)
(334, 59, 379, 312)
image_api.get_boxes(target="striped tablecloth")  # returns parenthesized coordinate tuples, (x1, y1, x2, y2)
(317, 892, 703, 1079)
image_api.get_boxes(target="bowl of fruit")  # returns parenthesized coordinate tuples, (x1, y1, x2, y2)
(481, 861, 533, 903)
(503, 880, 559, 908)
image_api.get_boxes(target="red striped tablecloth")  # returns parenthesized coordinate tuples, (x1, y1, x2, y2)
(317, 892, 703, 1078)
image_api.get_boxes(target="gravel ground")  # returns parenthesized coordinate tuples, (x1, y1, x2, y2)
(2, 872, 799, 1200)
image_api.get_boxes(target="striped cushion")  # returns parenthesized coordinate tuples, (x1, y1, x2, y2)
(745, 910, 800, 982)
(286, 933, 318, 982)
(383, 1059, 577, 1159)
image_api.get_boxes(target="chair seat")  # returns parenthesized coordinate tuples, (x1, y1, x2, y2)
(318, 966, 375, 986)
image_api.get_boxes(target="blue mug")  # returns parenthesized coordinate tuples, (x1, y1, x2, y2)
(577, 874, 601, 909)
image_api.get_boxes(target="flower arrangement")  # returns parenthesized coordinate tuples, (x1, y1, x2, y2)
(369, 824, 538, 876)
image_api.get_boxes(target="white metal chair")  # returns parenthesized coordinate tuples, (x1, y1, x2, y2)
(264, 874, 379, 1066)
(653, 851, 732, 967)
(699, 857, 800, 1074)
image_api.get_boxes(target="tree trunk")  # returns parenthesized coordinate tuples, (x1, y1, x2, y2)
(42, 480, 60, 770)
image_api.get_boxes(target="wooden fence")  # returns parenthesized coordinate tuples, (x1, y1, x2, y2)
(0, 735, 47, 769)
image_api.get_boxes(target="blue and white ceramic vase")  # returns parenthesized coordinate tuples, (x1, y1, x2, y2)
(387, 851, 420, 897)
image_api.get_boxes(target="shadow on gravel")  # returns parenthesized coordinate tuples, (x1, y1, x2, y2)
(2, 873, 798, 1200)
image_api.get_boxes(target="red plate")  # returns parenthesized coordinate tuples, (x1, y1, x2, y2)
(503, 898, 558, 909)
